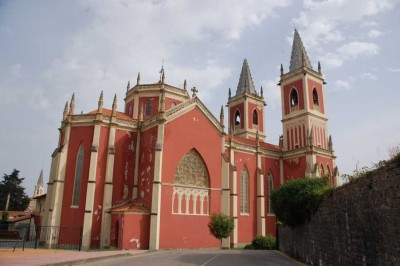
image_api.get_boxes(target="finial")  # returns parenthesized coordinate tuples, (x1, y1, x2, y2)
(63, 101, 69, 120)
(97, 91, 103, 113)
(280, 64, 284, 76)
(111, 94, 117, 117)
(328, 135, 333, 150)
(69, 93, 75, 115)
(184, 79, 187, 90)
(127, 81, 130, 92)
(228, 88, 231, 98)
(260, 86, 263, 98)
(318, 61, 321, 74)
(137, 72, 140, 85)
(191, 87, 198, 97)
(161, 70, 165, 84)
(219, 105, 224, 127)
(159, 59, 164, 83)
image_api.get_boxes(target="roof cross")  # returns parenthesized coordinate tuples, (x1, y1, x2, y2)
(191, 87, 198, 97)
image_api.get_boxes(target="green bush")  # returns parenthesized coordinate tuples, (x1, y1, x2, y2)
(251, 235, 276, 250)
(270, 178, 330, 228)
(208, 212, 234, 244)
(243, 244, 253, 249)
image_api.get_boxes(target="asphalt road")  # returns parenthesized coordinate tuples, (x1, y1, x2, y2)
(83, 250, 303, 266)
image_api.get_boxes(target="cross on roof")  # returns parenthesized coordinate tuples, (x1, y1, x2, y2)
(191, 87, 198, 97)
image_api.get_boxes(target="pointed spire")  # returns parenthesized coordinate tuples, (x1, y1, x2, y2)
(260, 86, 263, 98)
(318, 61, 321, 74)
(127, 81, 130, 92)
(137, 72, 140, 85)
(161, 70, 165, 84)
(69, 93, 75, 115)
(34, 169, 44, 196)
(328, 135, 333, 150)
(280, 64, 284, 76)
(97, 91, 103, 113)
(219, 105, 224, 127)
(289, 29, 312, 71)
(184, 79, 187, 90)
(111, 94, 117, 117)
(228, 88, 231, 98)
(63, 101, 69, 120)
(236, 59, 256, 95)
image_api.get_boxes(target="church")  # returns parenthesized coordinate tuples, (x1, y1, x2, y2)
(42, 29, 339, 250)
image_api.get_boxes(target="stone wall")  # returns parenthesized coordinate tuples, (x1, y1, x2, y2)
(278, 163, 400, 266)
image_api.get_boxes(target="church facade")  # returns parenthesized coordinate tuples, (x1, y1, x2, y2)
(42, 30, 339, 250)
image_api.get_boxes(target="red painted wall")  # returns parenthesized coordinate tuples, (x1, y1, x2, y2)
(159, 107, 222, 248)
(230, 103, 244, 130)
(112, 129, 136, 206)
(119, 214, 150, 249)
(234, 151, 257, 243)
(60, 126, 93, 228)
(140, 96, 159, 119)
(282, 155, 307, 181)
(165, 97, 181, 110)
(307, 79, 325, 114)
(283, 79, 304, 115)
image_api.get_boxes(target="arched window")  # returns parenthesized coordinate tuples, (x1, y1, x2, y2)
(252, 109, 258, 125)
(128, 105, 132, 115)
(234, 109, 241, 126)
(313, 88, 319, 105)
(145, 101, 152, 116)
(172, 149, 209, 215)
(240, 166, 249, 214)
(267, 171, 274, 214)
(290, 88, 298, 106)
(72, 144, 84, 206)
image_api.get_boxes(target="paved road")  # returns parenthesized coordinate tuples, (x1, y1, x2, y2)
(83, 250, 303, 266)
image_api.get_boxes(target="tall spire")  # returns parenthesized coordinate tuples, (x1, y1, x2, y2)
(219, 105, 224, 127)
(111, 94, 117, 117)
(97, 91, 103, 113)
(127, 81, 130, 92)
(236, 59, 256, 95)
(137, 72, 140, 85)
(63, 101, 69, 120)
(69, 93, 75, 115)
(289, 29, 312, 72)
(34, 169, 44, 197)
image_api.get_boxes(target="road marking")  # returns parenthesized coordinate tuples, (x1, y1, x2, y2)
(201, 254, 219, 266)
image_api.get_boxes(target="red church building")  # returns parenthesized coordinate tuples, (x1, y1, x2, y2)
(42, 30, 338, 250)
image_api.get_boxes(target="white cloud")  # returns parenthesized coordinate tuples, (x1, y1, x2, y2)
(388, 67, 400, 72)
(332, 79, 352, 92)
(317, 53, 343, 70)
(337, 41, 380, 59)
(360, 72, 378, 80)
(261, 78, 281, 109)
(368, 29, 384, 38)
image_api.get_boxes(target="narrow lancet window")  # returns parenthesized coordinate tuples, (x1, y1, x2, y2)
(267, 172, 274, 214)
(72, 144, 84, 206)
(252, 109, 258, 125)
(146, 101, 152, 116)
(235, 110, 241, 126)
(290, 89, 298, 106)
(240, 166, 249, 214)
(313, 88, 319, 105)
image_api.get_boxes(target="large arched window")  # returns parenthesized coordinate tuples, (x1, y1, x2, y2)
(234, 109, 241, 126)
(72, 144, 84, 206)
(172, 149, 209, 215)
(267, 171, 274, 214)
(145, 101, 152, 116)
(290, 88, 298, 107)
(240, 166, 249, 214)
(313, 88, 319, 105)
(252, 109, 258, 125)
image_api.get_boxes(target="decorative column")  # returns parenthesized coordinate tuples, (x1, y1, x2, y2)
(256, 132, 266, 236)
(220, 106, 230, 248)
(229, 137, 238, 247)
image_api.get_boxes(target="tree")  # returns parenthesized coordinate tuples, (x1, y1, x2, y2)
(270, 178, 330, 228)
(208, 212, 234, 247)
(0, 169, 30, 211)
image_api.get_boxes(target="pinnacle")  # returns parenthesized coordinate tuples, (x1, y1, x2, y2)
(289, 29, 312, 72)
(236, 58, 256, 95)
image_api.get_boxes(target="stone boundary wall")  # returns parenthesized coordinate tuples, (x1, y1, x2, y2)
(278, 163, 400, 266)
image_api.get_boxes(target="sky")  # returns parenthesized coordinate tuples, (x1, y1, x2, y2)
(0, 0, 399, 196)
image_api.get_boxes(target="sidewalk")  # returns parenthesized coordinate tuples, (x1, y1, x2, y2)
(0, 248, 147, 266)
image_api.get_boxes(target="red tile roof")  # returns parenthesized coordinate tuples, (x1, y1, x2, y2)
(225, 135, 281, 151)
(88, 108, 135, 120)
(109, 200, 150, 214)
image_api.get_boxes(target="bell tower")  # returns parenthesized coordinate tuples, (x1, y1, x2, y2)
(279, 29, 338, 185)
(227, 59, 266, 140)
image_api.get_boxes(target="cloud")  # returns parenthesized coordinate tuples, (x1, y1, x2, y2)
(337, 41, 380, 59)
(388, 67, 400, 72)
(261, 78, 281, 109)
(360, 72, 378, 80)
(368, 29, 384, 38)
(332, 79, 352, 92)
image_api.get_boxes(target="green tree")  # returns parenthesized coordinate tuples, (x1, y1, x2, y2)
(0, 169, 30, 211)
(270, 178, 330, 228)
(208, 212, 234, 247)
